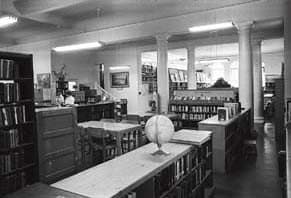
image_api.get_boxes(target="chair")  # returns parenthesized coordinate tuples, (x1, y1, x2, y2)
(87, 127, 117, 163)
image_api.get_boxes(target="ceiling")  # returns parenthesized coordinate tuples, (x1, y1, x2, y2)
(0, 0, 262, 47)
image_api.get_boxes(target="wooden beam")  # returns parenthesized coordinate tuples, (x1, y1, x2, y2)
(13, 0, 93, 15)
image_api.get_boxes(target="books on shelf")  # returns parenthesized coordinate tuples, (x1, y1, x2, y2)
(224, 102, 240, 119)
(0, 150, 25, 174)
(0, 59, 15, 79)
(0, 82, 20, 104)
(0, 105, 27, 127)
(0, 129, 20, 149)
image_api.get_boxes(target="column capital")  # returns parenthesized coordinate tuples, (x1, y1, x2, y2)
(155, 33, 171, 42)
(235, 21, 254, 31)
(186, 45, 195, 52)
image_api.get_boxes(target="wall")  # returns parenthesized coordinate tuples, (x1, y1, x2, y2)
(51, 50, 98, 87)
(262, 52, 284, 75)
(95, 45, 141, 114)
(1, 40, 52, 83)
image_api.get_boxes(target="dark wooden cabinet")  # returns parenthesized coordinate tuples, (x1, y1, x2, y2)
(36, 107, 77, 184)
(76, 102, 115, 123)
(0, 52, 37, 197)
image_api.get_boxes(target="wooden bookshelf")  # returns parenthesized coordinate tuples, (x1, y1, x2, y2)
(0, 52, 37, 196)
(52, 136, 213, 198)
(198, 109, 251, 173)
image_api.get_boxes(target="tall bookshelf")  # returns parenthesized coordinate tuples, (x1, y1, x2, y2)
(0, 52, 37, 196)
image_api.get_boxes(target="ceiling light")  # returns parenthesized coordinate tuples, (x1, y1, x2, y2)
(53, 42, 102, 52)
(198, 58, 230, 64)
(109, 66, 130, 70)
(189, 22, 233, 33)
(0, 16, 18, 28)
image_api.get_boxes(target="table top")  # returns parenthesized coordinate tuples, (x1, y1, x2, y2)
(170, 129, 212, 146)
(198, 109, 249, 126)
(78, 121, 142, 133)
(52, 142, 192, 198)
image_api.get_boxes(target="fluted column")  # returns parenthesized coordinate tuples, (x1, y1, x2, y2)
(238, 22, 254, 114)
(156, 33, 170, 113)
(187, 45, 197, 89)
(252, 40, 264, 124)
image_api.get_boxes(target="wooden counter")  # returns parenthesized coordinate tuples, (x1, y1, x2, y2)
(52, 143, 192, 198)
(36, 107, 77, 184)
(198, 109, 251, 173)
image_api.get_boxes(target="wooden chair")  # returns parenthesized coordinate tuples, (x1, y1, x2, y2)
(87, 127, 117, 163)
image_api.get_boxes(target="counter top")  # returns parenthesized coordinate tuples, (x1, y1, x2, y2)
(198, 109, 249, 126)
(170, 129, 212, 146)
(52, 142, 191, 198)
(76, 101, 114, 107)
(35, 106, 72, 112)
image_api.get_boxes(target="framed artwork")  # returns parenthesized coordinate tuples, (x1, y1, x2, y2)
(37, 73, 51, 88)
(110, 72, 129, 88)
(178, 70, 185, 82)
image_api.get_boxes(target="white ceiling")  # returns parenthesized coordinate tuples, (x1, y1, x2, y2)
(0, 0, 262, 46)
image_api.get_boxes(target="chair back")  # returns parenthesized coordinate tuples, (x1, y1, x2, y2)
(87, 127, 106, 147)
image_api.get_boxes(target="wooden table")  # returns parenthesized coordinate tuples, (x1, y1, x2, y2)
(78, 121, 142, 155)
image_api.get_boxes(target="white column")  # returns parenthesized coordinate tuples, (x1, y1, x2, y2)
(156, 33, 170, 113)
(252, 40, 264, 124)
(187, 46, 197, 89)
(285, 0, 291, 106)
(238, 22, 254, 113)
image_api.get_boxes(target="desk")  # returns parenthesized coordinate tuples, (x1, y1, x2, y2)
(78, 121, 142, 155)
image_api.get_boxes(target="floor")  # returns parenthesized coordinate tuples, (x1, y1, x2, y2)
(214, 122, 282, 198)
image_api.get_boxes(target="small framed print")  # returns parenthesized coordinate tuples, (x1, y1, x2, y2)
(110, 72, 129, 88)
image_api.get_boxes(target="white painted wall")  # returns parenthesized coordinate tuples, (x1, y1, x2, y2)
(51, 50, 98, 87)
(95, 46, 140, 114)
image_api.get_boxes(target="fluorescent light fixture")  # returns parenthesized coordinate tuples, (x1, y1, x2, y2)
(53, 42, 102, 52)
(189, 22, 233, 33)
(198, 58, 230, 64)
(109, 66, 130, 70)
(0, 16, 18, 28)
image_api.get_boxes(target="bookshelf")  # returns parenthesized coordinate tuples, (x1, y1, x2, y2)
(142, 64, 157, 93)
(0, 52, 37, 196)
(198, 109, 251, 173)
(52, 136, 213, 198)
(168, 89, 239, 129)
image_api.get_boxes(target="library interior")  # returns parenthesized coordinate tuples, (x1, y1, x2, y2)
(0, 0, 291, 198)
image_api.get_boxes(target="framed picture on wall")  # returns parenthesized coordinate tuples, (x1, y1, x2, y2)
(37, 73, 51, 88)
(110, 72, 129, 88)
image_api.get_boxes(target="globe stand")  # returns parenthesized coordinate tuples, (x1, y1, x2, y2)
(151, 143, 170, 156)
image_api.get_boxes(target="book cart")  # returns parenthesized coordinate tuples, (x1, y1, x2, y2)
(0, 52, 37, 196)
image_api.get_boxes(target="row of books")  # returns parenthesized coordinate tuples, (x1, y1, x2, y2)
(0, 82, 20, 104)
(169, 104, 220, 114)
(179, 112, 215, 121)
(0, 105, 27, 127)
(0, 129, 20, 149)
(142, 64, 156, 73)
(0, 59, 15, 79)
(0, 151, 25, 174)
(171, 95, 235, 102)
(0, 172, 27, 196)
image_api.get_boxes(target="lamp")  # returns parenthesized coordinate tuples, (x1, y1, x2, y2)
(53, 42, 102, 52)
(189, 22, 234, 33)
(0, 16, 18, 28)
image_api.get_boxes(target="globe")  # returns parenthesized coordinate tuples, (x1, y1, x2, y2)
(145, 115, 174, 155)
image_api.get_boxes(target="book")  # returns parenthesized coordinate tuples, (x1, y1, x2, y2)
(217, 107, 229, 121)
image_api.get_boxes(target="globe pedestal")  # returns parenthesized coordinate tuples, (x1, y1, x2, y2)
(151, 143, 170, 156)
